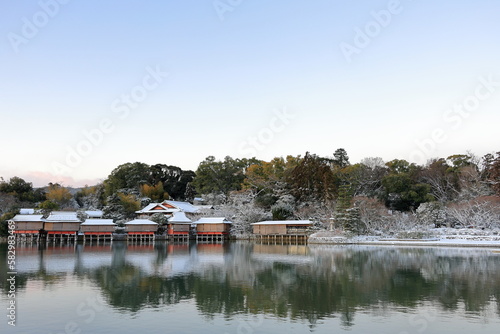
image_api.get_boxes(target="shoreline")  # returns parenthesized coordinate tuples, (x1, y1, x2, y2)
(3, 235, 500, 249)
(309, 239, 500, 248)
(308, 232, 500, 248)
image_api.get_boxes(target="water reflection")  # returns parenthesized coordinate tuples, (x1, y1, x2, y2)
(1, 242, 500, 327)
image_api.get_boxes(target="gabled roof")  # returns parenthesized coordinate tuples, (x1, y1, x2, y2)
(85, 210, 103, 218)
(125, 219, 157, 225)
(194, 205, 214, 211)
(251, 220, 312, 226)
(163, 200, 200, 213)
(135, 203, 177, 214)
(45, 212, 80, 222)
(168, 211, 192, 224)
(50, 211, 77, 215)
(194, 217, 232, 224)
(10, 214, 44, 222)
(81, 219, 116, 226)
(136, 200, 200, 214)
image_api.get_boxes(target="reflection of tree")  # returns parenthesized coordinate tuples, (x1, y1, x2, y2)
(3, 242, 500, 327)
(388, 269, 436, 306)
(90, 264, 192, 312)
(194, 276, 246, 318)
(0, 243, 68, 294)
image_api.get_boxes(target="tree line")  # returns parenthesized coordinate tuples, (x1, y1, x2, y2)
(1, 149, 499, 236)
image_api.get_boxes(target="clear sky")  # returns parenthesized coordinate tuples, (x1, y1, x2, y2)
(1, 0, 499, 187)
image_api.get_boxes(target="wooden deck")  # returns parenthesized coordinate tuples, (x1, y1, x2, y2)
(254, 234, 309, 244)
(196, 232, 227, 242)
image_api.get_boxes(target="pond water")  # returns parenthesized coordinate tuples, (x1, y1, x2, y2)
(1, 241, 500, 333)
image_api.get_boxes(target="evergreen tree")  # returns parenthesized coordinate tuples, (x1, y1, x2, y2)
(483, 152, 500, 195)
(271, 202, 294, 220)
(192, 156, 257, 197)
(288, 152, 337, 202)
(184, 182, 196, 202)
(382, 159, 434, 211)
(333, 184, 352, 230)
(331, 184, 364, 234)
(333, 148, 350, 168)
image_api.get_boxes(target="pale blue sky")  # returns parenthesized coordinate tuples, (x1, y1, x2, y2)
(1, 0, 499, 187)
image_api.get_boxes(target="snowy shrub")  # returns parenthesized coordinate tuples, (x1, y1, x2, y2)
(150, 212, 167, 225)
(417, 202, 447, 227)
(230, 205, 270, 235)
(271, 202, 294, 220)
(355, 196, 429, 236)
(446, 196, 500, 229)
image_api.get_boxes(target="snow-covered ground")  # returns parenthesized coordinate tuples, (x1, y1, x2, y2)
(309, 229, 500, 248)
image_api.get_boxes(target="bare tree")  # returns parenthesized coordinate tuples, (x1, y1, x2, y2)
(446, 197, 500, 229)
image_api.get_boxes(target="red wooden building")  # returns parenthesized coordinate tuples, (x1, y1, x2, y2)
(125, 219, 158, 235)
(167, 211, 192, 237)
(44, 212, 81, 236)
(9, 214, 44, 236)
(80, 219, 116, 236)
(193, 217, 232, 241)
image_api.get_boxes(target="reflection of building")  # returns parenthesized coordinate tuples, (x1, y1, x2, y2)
(252, 244, 311, 264)
(9, 214, 44, 236)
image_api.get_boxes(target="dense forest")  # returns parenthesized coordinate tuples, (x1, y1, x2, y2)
(1, 149, 499, 237)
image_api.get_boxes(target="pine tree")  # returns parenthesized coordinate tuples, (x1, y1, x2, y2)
(333, 184, 352, 230)
(333, 184, 363, 234)
(333, 148, 350, 168)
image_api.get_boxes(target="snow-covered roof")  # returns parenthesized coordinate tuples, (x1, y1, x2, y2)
(45, 212, 80, 222)
(251, 220, 312, 226)
(194, 205, 214, 211)
(135, 202, 177, 214)
(169, 211, 192, 224)
(163, 200, 200, 213)
(85, 210, 103, 218)
(20, 208, 35, 215)
(136, 200, 200, 214)
(194, 217, 232, 224)
(125, 219, 157, 225)
(136, 203, 164, 213)
(81, 219, 116, 226)
(10, 214, 44, 222)
(50, 211, 77, 216)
